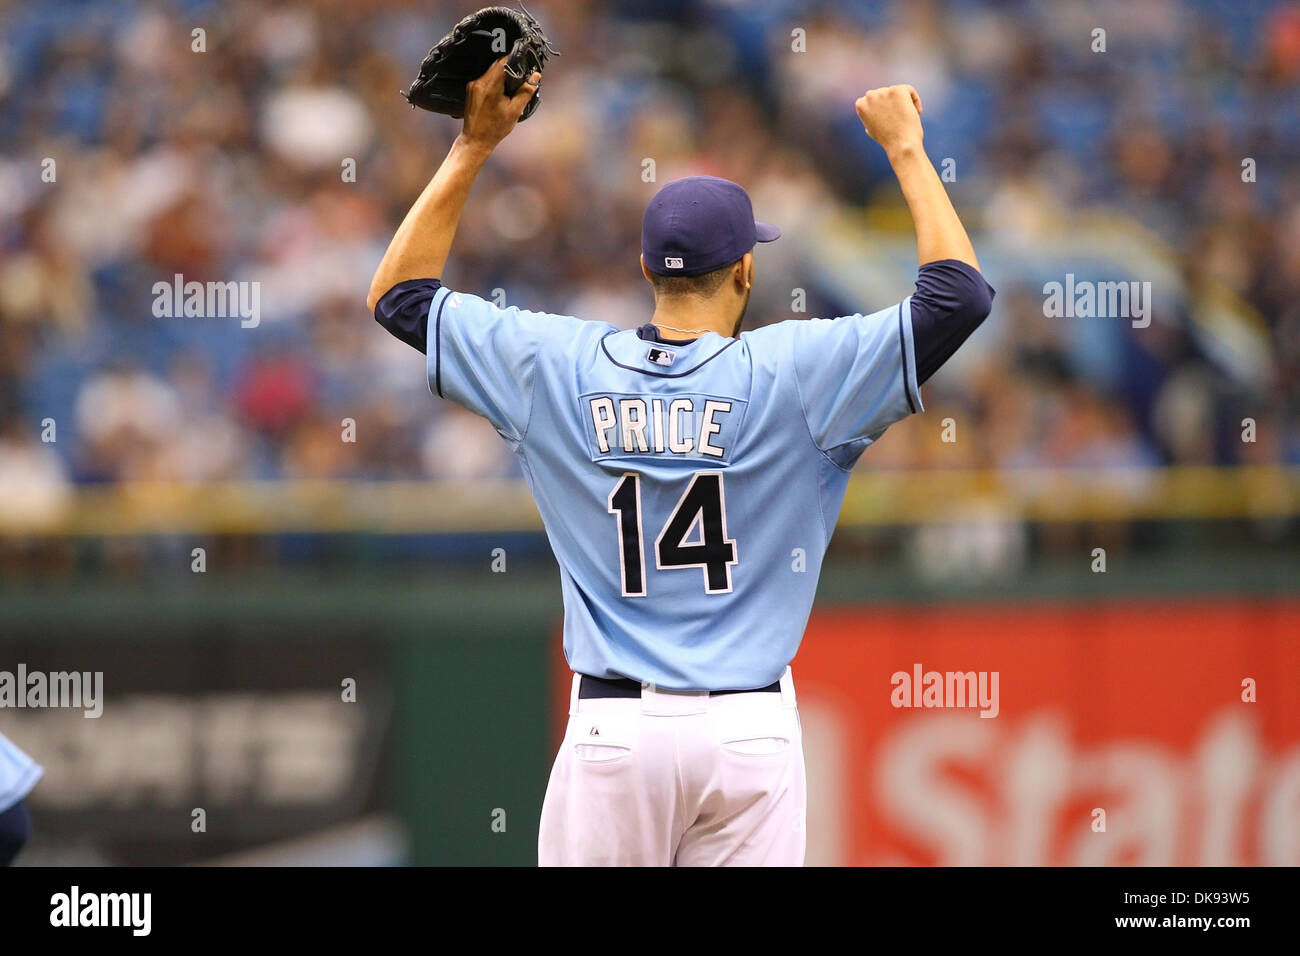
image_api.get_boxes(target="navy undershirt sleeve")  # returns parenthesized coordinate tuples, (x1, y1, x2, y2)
(374, 278, 443, 354)
(909, 260, 995, 385)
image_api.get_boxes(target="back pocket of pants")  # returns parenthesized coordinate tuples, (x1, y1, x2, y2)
(571, 715, 634, 763)
(718, 709, 795, 756)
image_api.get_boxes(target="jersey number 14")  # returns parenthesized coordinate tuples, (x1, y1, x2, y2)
(607, 472, 737, 596)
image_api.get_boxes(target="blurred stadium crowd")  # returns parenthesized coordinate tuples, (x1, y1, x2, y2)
(0, 0, 1297, 518)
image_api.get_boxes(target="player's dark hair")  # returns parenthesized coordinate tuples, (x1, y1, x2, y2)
(649, 262, 735, 298)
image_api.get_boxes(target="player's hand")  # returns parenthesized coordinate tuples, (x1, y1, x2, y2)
(460, 57, 541, 151)
(855, 85, 924, 159)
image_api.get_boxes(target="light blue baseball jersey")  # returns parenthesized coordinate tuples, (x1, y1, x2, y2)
(0, 731, 42, 812)
(428, 287, 922, 690)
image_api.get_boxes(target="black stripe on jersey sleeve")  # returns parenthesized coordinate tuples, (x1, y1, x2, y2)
(897, 302, 916, 414)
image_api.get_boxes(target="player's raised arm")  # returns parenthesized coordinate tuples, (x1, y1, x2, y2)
(855, 85, 994, 385)
(856, 85, 978, 269)
(364, 59, 539, 312)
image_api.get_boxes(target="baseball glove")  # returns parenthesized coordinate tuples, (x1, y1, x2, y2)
(402, 5, 558, 123)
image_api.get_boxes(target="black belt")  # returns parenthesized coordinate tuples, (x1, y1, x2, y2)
(578, 674, 780, 699)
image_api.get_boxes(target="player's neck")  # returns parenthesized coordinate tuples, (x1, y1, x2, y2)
(649, 302, 737, 340)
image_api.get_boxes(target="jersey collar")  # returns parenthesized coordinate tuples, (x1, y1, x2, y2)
(601, 326, 737, 379)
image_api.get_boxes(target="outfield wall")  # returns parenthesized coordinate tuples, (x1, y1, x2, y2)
(1, 549, 1297, 865)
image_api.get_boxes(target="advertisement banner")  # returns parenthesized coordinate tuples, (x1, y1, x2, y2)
(795, 600, 1300, 866)
(0, 636, 393, 866)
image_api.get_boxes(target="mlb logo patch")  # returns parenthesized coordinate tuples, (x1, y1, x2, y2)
(647, 347, 676, 367)
(664, 257, 684, 270)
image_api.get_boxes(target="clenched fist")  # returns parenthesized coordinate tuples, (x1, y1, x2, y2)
(855, 85, 924, 158)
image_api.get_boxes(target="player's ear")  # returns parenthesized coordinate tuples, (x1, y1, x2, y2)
(738, 252, 754, 291)
(640, 255, 655, 286)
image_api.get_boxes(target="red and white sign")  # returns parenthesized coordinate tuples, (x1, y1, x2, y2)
(795, 600, 1300, 866)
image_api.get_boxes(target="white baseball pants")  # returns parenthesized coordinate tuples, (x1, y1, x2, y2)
(538, 668, 805, 866)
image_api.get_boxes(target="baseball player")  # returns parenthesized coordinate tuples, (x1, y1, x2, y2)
(0, 731, 41, 866)
(368, 62, 993, 865)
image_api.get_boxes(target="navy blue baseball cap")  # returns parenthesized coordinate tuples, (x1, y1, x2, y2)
(642, 176, 781, 277)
